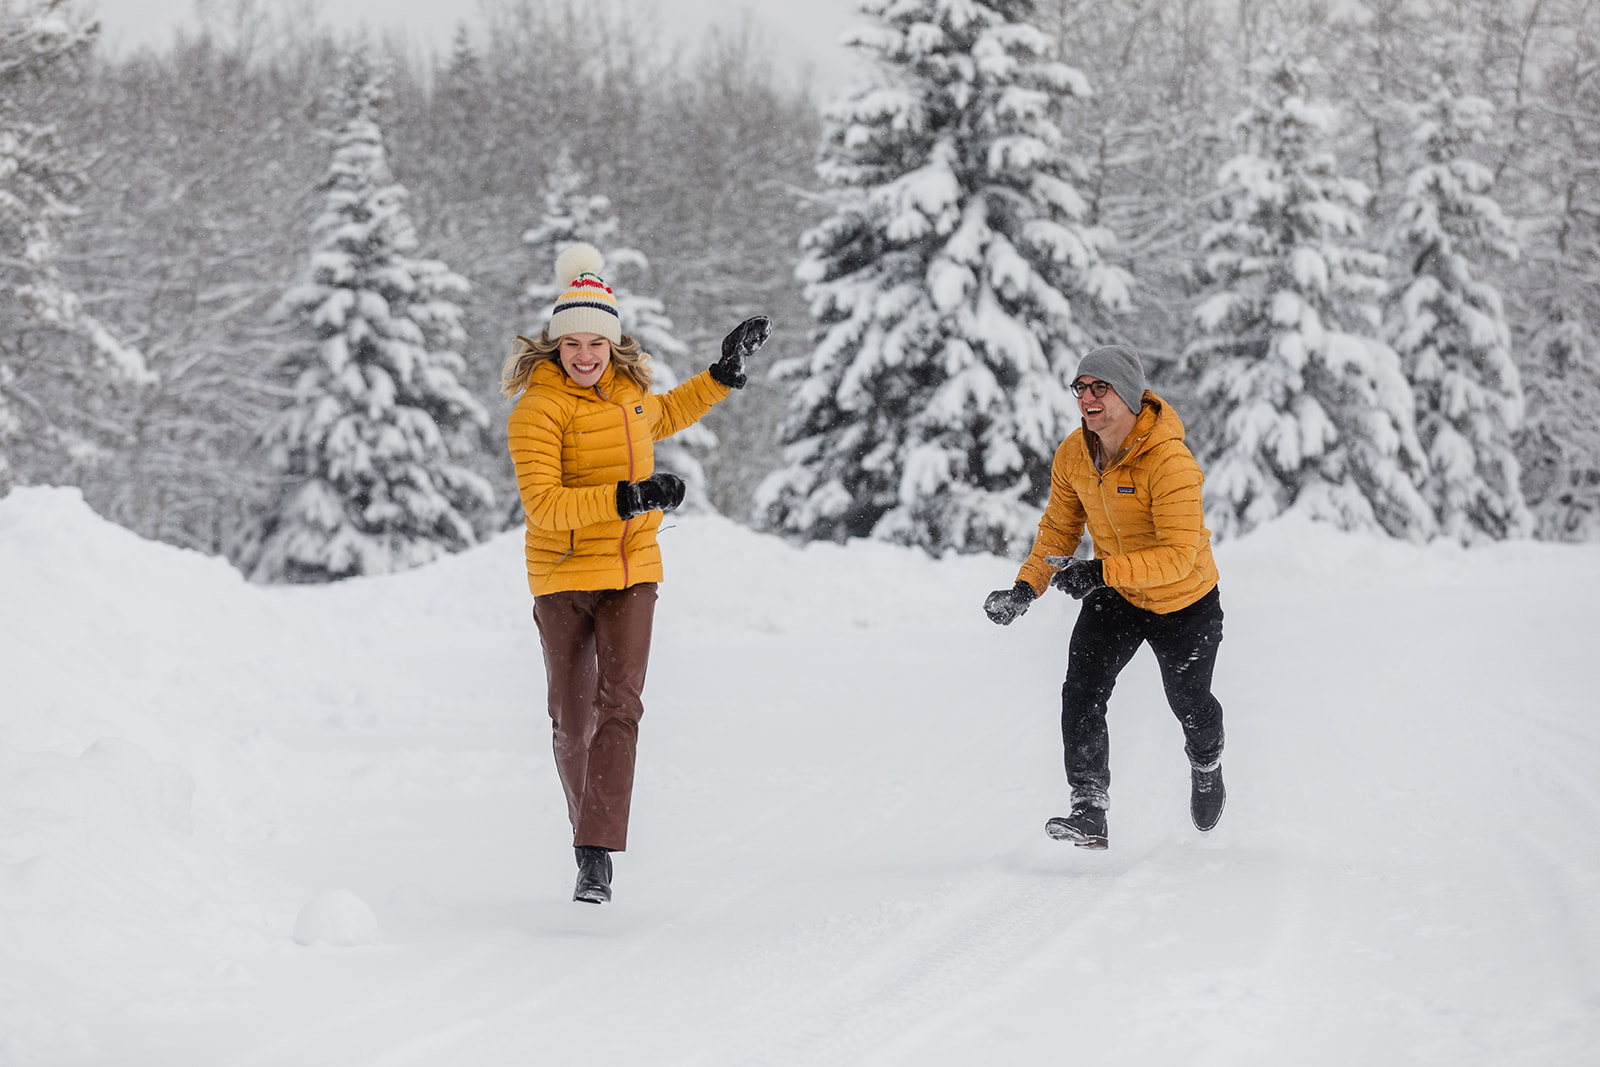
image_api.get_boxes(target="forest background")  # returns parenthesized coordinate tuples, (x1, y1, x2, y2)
(4, 0, 1598, 577)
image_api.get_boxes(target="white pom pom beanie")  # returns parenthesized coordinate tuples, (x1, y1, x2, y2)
(548, 242, 622, 344)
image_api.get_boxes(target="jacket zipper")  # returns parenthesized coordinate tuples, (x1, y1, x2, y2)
(1093, 431, 1150, 608)
(597, 383, 637, 588)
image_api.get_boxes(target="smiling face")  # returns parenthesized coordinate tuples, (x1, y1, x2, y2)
(1075, 376, 1138, 453)
(558, 332, 612, 387)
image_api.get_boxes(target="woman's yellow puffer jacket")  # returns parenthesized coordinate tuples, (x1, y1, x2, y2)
(1016, 391, 1218, 614)
(508, 358, 728, 596)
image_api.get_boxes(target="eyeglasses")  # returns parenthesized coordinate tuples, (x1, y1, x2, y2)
(1070, 380, 1112, 399)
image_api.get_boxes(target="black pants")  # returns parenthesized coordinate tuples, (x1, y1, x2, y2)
(1061, 585, 1225, 809)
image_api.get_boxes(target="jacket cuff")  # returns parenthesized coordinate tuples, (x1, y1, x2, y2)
(708, 360, 746, 389)
(1015, 569, 1048, 597)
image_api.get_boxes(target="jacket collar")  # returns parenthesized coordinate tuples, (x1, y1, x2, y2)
(1082, 392, 1181, 471)
(531, 357, 621, 397)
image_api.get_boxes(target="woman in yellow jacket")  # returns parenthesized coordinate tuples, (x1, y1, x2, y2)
(984, 345, 1225, 850)
(502, 243, 770, 903)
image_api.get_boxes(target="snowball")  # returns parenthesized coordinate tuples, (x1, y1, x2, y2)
(292, 889, 380, 947)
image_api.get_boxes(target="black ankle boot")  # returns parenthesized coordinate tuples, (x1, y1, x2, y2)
(1190, 761, 1225, 831)
(1046, 802, 1108, 849)
(573, 845, 613, 904)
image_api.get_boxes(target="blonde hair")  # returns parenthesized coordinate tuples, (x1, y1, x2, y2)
(500, 330, 653, 399)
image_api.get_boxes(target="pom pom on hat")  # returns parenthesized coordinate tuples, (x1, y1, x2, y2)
(548, 242, 621, 344)
(556, 242, 606, 288)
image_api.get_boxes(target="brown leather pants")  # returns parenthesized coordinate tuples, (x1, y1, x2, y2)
(532, 583, 657, 852)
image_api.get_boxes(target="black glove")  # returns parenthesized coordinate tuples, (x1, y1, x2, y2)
(1049, 557, 1105, 600)
(709, 315, 772, 389)
(616, 472, 686, 519)
(984, 580, 1036, 625)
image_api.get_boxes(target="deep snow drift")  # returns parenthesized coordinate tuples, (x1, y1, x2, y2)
(1, 486, 1597, 1065)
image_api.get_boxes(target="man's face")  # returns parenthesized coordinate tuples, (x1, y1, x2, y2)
(1074, 376, 1132, 435)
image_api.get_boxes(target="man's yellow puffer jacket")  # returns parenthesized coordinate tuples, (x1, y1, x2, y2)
(508, 358, 729, 596)
(1016, 390, 1218, 614)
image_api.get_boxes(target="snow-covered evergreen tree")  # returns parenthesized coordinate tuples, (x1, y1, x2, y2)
(1512, 4, 1600, 542)
(0, 0, 149, 489)
(1183, 51, 1432, 540)
(1387, 79, 1530, 543)
(757, 0, 1130, 557)
(521, 149, 715, 512)
(252, 46, 494, 583)
(1519, 309, 1600, 541)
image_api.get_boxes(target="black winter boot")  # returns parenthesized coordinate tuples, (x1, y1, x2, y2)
(1046, 802, 1108, 849)
(1190, 761, 1225, 832)
(573, 846, 613, 904)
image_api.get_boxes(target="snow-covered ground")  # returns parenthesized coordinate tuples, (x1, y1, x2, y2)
(2, 485, 1597, 1065)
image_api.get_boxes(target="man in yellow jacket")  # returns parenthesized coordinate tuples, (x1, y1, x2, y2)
(984, 345, 1225, 850)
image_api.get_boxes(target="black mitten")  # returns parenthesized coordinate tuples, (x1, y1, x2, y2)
(709, 315, 773, 389)
(617, 472, 687, 519)
(983, 581, 1036, 625)
(1049, 557, 1105, 600)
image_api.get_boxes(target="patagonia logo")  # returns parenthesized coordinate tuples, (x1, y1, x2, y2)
(635, 405, 644, 414)
(1117, 486, 1136, 494)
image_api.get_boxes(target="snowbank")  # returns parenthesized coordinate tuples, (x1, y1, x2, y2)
(1, 486, 1597, 1066)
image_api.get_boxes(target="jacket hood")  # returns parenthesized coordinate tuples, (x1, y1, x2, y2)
(1084, 390, 1185, 462)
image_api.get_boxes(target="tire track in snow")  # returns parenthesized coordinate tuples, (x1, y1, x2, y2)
(1508, 764, 1600, 994)
(689, 847, 1155, 1067)
(1107, 842, 1326, 1067)
(1492, 700, 1600, 994)
(223, 936, 535, 1067)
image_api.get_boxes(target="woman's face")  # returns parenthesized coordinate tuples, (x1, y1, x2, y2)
(558, 332, 611, 387)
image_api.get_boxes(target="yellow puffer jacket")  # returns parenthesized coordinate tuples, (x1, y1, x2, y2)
(508, 358, 729, 596)
(1017, 391, 1218, 614)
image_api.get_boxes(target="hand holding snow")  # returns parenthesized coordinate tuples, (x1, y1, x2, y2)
(983, 580, 1035, 624)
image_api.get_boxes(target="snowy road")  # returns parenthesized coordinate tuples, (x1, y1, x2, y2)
(3, 489, 1598, 1065)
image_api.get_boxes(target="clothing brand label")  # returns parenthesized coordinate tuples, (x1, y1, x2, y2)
(1117, 486, 1135, 494)
(635, 406, 644, 414)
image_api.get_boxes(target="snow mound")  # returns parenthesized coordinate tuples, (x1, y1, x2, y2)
(0, 487, 259, 752)
(293, 889, 380, 947)
(0, 734, 280, 1060)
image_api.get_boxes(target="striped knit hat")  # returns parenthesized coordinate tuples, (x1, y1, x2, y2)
(548, 243, 621, 344)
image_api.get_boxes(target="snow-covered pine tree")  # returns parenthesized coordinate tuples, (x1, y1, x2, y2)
(1387, 78, 1531, 543)
(758, 0, 1130, 556)
(252, 46, 494, 583)
(1519, 308, 1600, 541)
(1511, 4, 1600, 542)
(1182, 50, 1433, 540)
(521, 149, 715, 512)
(0, 0, 150, 489)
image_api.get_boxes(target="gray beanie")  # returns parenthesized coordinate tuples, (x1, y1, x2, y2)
(1075, 345, 1146, 413)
